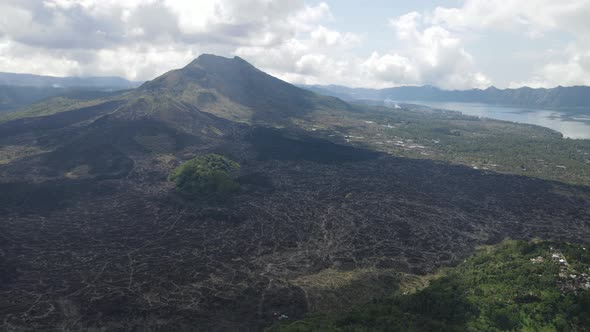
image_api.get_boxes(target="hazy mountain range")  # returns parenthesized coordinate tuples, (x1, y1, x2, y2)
(0, 72, 141, 88)
(4, 69, 590, 114)
(301, 84, 590, 108)
(0, 72, 141, 112)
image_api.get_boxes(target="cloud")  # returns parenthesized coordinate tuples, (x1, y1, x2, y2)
(0, 0, 587, 89)
(429, 0, 590, 87)
(0, 0, 370, 84)
(509, 47, 590, 88)
(232, 3, 366, 86)
(0, 0, 487, 88)
(509, 41, 590, 88)
(310, 26, 362, 48)
(234, 32, 354, 86)
(362, 53, 417, 83)
(0, 0, 310, 49)
(360, 12, 490, 89)
(236, 10, 489, 89)
(0, 39, 83, 77)
(430, 0, 590, 38)
(164, 0, 310, 46)
(0, 0, 331, 80)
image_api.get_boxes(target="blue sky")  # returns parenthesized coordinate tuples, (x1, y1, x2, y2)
(0, 0, 589, 89)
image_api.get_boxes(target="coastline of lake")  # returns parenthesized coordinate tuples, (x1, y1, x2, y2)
(400, 101, 590, 139)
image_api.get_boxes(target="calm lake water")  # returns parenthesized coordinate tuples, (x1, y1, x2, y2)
(401, 101, 590, 140)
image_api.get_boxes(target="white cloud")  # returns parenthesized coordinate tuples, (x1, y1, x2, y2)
(362, 53, 417, 83)
(310, 26, 362, 48)
(510, 47, 590, 88)
(510, 43, 590, 88)
(360, 12, 490, 89)
(164, 0, 310, 46)
(0, 0, 366, 84)
(232, 3, 366, 86)
(0, 0, 588, 89)
(0, 37, 206, 80)
(2, 0, 486, 88)
(236, 10, 489, 89)
(431, 0, 590, 37)
(429, 0, 590, 87)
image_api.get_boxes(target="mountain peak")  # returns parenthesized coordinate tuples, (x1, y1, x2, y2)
(187, 54, 253, 70)
(137, 53, 348, 125)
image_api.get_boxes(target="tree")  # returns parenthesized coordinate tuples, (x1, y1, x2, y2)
(170, 154, 240, 196)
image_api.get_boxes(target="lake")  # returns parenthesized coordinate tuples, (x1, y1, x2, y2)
(400, 101, 590, 139)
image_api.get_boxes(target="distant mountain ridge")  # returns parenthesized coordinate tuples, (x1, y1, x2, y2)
(300, 84, 590, 108)
(0, 72, 141, 112)
(0, 85, 132, 112)
(0, 72, 141, 89)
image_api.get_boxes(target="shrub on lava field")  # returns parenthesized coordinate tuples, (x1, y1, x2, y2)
(170, 154, 240, 196)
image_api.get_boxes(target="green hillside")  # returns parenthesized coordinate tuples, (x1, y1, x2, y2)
(275, 240, 590, 331)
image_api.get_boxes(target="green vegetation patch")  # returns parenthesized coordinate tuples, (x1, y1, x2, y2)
(274, 240, 590, 331)
(170, 154, 240, 196)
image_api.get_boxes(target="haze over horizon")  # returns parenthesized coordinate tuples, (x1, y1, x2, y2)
(1, 0, 589, 90)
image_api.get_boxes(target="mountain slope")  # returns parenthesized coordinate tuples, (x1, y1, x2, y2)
(302, 84, 590, 109)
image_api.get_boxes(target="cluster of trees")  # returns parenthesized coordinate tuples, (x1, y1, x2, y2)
(169, 154, 240, 196)
(276, 241, 590, 331)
